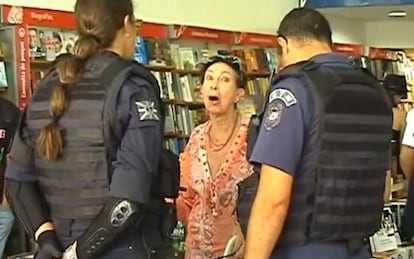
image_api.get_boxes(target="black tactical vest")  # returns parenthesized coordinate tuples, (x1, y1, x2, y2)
(26, 53, 179, 225)
(26, 54, 121, 220)
(244, 61, 393, 246)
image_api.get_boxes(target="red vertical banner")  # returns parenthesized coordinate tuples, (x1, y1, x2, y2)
(15, 24, 31, 109)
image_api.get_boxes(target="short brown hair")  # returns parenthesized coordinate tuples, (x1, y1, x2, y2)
(200, 56, 247, 89)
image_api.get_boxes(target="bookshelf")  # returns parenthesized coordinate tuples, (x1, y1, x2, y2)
(1, 5, 413, 153)
(365, 47, 414, 112)
(0, 4, 279, 154)
(0, 4, 413, 259)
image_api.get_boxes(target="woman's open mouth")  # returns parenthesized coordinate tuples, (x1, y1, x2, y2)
(208, 95, 219, 102)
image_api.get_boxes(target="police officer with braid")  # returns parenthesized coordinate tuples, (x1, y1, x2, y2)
(5, 0, 178, 258)
(242, 8, 393, 259)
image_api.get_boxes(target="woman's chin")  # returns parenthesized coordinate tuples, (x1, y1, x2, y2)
(206, 108, 224, 116)
(207, 109, 230, 118)
(205, 103, 234, 117)
(205, 103, 219, 113)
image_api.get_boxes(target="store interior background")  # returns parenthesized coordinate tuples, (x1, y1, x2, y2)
(5, 0, 414, 48)
(0, 0, 413, 258)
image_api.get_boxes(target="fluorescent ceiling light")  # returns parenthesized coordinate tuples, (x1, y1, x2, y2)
(388, 10, 407, 17)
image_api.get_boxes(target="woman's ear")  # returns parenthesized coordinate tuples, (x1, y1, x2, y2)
(235, 88, 246, 103)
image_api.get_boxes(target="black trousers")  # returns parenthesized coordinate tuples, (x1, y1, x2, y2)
(53, 218, 173, 259)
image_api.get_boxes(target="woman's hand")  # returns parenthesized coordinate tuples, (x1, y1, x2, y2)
(164, 198, 174, 204)
(62, 241, 78, 259)
(223, 223, 245, 258)
(233, 223, 245, 258)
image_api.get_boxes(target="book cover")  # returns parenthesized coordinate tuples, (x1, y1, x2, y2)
(144, 39, 171, 66)
(0, 61, 8, 88)
(134, 36, 148, 64)
(28, 27, 46, 59)
(61, 31, 78, 54)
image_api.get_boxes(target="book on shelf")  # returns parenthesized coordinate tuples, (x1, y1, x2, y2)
(351, 49, 414, 113)
(145, 39, 172, 66)
(28, 26, 78, 60)
(134, 37, 148, 64)
(0, 61, 8, 88)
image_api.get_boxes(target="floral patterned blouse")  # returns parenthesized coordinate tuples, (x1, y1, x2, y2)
(177, 115, 254, 259)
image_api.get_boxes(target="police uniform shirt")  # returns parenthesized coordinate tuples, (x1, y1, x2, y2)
(108, 77, 162, 203)
(6, 63, 161, 208)
(249, 53, 371, 259)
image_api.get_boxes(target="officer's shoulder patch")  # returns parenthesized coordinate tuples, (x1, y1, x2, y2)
(264, 100, 284, 131)
(268, 88, 297, 107)
(135, 100, 159, 121)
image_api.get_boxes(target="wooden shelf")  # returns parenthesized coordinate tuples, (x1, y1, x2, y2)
(164, 132, 190, 139)
(175, 69, 200, 76)
(31, 59, 51, 65)
(246, 71, 271, 77)
(163, 99, 204, 109)
(29, 60, 271, 77)
(174, 68, 270, 78)
(146, 65, 175, 71)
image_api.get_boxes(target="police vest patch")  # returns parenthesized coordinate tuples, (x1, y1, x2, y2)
(135, 101, 159, 121)
(269, 88, 297, 107)
(263, 88, 297, 131)
(264, 101, 283, 131)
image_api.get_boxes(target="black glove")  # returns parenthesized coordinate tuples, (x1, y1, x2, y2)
(35, 231, 63, 259)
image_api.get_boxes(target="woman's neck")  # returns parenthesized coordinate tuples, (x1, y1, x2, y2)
(209, 110, 239, 134)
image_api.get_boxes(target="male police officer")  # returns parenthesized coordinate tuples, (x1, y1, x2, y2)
(244, 8, 392, 259)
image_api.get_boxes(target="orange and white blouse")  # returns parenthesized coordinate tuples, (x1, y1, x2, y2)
(177, 115, 254, 259)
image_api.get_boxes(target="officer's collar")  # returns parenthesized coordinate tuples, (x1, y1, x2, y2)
(310, 53, 350, 66)
(100, 50, 122, 59)
(85, 51, 122, 71)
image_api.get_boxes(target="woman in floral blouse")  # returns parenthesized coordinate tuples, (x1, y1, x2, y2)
(176, 55, 254, 259)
